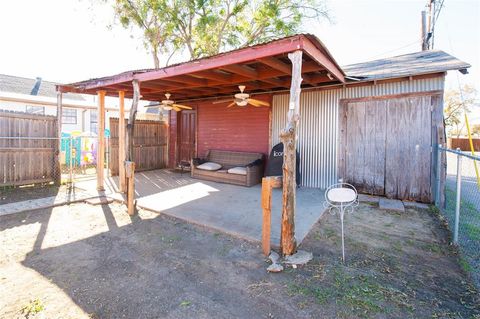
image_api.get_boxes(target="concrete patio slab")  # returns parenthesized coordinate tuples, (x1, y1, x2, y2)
(358, 194, 381, 203)
(0, 189, 95, 217)
(379, 198, 405, 212)
(76, 169, 326, 245)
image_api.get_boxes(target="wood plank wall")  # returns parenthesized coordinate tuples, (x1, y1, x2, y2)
(109, 118, 168, 174)
(339, 93, 442, 203)
(0, 111, 58, 186)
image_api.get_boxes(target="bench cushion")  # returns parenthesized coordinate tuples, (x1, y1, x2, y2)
(197, 162, 222, 171)
(227, 167, 247, 175)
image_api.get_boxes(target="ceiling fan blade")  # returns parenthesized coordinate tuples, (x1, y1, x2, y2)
(172, 105, 182, 112)
(226, 101, 237, 108)
(145, 103, 162, 108)
(247, 98, 270, 107)
(173, 104, 192, 110)
(213, 99, 234, 104)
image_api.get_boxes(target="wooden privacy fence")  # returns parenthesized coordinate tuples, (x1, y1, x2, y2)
(109, 118, 168, 175)
(0, 111, 58, 186)
(448, 138, 480, 152)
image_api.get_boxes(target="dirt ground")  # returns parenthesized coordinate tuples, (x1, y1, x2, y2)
(0, 200, 479, 319)
(0, 184, 65, 204)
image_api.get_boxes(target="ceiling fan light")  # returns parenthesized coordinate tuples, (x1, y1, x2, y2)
(163, 105, 173, 111)
(237, 100, 248, 107)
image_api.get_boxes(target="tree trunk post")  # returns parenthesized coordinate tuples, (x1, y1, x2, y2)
(280, 50, 303, 256)
(126, 80, 140, 162)
(125, 80, 140, 214)
(118, 91, 126, 193)
(97, 90, 106, 191)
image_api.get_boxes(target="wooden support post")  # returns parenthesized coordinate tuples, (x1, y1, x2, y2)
(262, 176, 283, 256)
(55, 91, 63, 186)
(118, 91, 126, 193)
(279, 50, 303, 256)
(125, 161, 135, 215)
(262, 177, 272, 256)
(97, 90, 106, 191)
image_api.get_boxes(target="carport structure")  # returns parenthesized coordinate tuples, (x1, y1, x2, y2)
(57, 34, 345, 255)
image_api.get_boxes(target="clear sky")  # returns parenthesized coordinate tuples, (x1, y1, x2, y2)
(0, 0, 478, 91)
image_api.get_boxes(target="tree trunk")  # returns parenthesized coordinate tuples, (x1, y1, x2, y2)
(152, 48, 160, 69)
(126, 80, 140, 162)
(280, 50, 303, 256)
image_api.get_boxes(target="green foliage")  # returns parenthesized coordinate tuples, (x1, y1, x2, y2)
(110, 0, 330, 66)
(21, 299, 45, 318)
(114, 0, 173, 68)
(444, 84, 478, 137)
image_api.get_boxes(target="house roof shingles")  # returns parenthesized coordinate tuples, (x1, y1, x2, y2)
(0, 74, 85, 101)
(342, 50, 471, 81)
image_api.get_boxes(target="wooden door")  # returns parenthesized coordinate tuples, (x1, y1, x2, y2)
(177, 110, 196, 165)
(339, 95, 434, 202)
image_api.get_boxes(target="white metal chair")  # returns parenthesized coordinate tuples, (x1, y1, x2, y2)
(324, 182, 358, 262)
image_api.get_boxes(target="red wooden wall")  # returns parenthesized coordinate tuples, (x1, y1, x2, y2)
(168, 94, 271, 167)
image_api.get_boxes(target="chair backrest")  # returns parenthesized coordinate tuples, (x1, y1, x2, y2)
(207, 150, 263, 167)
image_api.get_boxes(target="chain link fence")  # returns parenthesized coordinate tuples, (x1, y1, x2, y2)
(0, 136, 107, 192)
(437, 146, 480, 288)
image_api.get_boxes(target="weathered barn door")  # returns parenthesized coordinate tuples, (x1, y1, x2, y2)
(339, 94, 436, 202)
(177, 110, 196, 165)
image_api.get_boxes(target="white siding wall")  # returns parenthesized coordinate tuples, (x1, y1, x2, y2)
(271, 77, 445, 188)
(0, 101, 116, 134)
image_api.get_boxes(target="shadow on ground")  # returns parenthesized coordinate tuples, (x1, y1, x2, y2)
(1, 201, 479, 319)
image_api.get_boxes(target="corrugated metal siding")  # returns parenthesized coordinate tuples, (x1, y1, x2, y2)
(272, 77, 445, 188)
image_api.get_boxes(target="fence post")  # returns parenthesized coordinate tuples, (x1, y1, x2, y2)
(69, 136, 73, 186)
(454, 148, 462, 244)
(435, 143, 442, 207)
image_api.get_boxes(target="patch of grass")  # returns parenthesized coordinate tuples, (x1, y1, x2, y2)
(428, 205, 440, 216)
(323, 227, 337, 239)
(287, 283, 331, 304)
(218, 244, 232, 257)
(289, 268, 390, 318)
(21, 299, 45, 318)
(459, 257, 473, 273)
(421, 242, 443, 254)
(392, 241, 403, 252)
(363, 201, 378, 207)
(406, 239, 415, 246)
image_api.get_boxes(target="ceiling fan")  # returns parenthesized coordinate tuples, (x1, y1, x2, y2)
(213, 85, 270, 108)
(146, 93, 192, 112)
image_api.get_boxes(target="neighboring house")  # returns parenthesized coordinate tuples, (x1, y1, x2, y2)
(0, 74, 106, 134)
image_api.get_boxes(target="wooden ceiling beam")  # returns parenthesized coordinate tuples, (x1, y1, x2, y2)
(221, 64, 258, 79)
(259, 57, 291, 74)
(190, 70, 234, 83)
(258, 57, 320, 85)
(302, 60, 324, 73)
